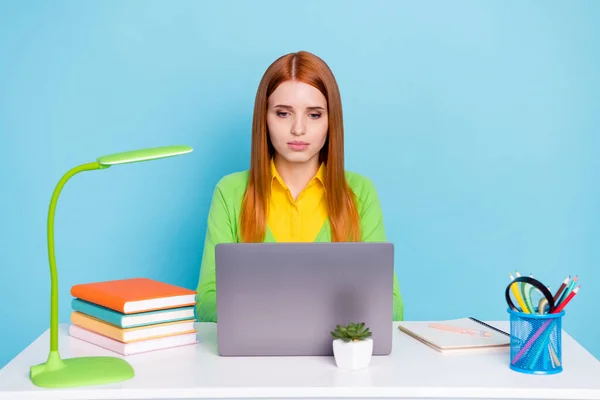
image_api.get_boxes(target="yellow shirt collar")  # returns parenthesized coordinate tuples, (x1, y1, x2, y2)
(270, 158, 325, 187)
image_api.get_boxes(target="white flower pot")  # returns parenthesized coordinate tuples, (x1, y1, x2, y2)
(332, 338, 373, 370)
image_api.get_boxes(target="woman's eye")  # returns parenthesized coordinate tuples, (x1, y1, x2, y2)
(309, 113, 321, 119)
(277, 111, 289, 117)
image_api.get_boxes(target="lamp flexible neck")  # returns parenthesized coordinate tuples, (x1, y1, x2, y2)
(48, 161, 107, 352)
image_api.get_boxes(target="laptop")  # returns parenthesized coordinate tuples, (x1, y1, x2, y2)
(215, 242, 394, 356)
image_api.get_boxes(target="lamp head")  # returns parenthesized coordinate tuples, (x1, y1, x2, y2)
(96, 145, 193, 166)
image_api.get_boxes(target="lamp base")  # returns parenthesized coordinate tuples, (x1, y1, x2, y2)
(30, 351, 134, 388)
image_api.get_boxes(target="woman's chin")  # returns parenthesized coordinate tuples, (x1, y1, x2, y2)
(277, 152, 320, 165)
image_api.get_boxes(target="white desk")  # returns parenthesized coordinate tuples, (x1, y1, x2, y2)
(1, 322, 599, 400)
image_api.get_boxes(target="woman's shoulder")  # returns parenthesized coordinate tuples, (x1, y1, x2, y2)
(216, 169, 248, 187)
(345, 171, 385, 224)
(344, 170, 379, 198)
(214, 170, 249, 196)
(208, 170, 249, 215)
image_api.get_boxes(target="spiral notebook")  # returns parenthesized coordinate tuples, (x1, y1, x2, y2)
(397, 317, 510, 352)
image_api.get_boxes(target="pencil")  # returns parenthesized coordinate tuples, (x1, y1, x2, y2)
(558, 275, 578, 306)
(553, 276, 570, 303)
(554, 286, 580, 314)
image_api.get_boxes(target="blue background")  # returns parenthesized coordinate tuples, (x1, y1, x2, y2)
(1, 0, 598, 368)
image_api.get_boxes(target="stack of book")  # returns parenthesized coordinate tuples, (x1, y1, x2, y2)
(68, 277, 198, 355)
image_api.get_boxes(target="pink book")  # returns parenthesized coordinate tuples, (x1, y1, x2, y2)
(69, 325, 198, 355)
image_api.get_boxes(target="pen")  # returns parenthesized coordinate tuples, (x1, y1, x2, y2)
(516, 272, 534, 312)
(428, 323, 492, 338)
(549, 344, 561, 367)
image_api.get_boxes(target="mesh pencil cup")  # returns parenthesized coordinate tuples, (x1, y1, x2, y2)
(507, 308, 564, 375)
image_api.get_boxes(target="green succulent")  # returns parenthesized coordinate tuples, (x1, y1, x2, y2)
(330, 322, 372, 342)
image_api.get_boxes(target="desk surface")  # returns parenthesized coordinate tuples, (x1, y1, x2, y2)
(1, 321, 599, 400)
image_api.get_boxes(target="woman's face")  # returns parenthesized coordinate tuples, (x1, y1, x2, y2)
(266, 80, 328, 165)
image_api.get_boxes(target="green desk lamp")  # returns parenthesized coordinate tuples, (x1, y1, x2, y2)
(30, 145, 193, 388)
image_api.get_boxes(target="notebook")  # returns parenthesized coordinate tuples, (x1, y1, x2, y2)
(70, 311, 196, 343)
(71, 298, 196, 328)
(397, 317, 510, 352)
(69, 325, 198, 355)
(70, 277, 197, 314)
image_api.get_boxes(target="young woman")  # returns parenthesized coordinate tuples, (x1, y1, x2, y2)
(195, 51, 404, 322)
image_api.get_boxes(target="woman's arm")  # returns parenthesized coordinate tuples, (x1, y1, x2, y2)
(195, 183, 236, 322)
(358, 178, 405, 321)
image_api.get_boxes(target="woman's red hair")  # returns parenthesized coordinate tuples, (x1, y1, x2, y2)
(239, 51, 360, 243)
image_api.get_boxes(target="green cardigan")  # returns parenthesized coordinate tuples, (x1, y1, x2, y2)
(195, 169, 404, 322)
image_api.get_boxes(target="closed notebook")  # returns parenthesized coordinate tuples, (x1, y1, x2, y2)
(397, 318, 510, 352)
(70, 311, 196, 343)
(71, 298, 196, 328)
(70, 277, 197, 314)
(69, 325, 198, 356)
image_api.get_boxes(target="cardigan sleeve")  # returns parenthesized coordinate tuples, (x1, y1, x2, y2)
(358, 178, 405, 321)
(195, 183, 236, 322)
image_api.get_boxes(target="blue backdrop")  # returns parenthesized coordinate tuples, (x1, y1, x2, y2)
(1, 0, 598, 367)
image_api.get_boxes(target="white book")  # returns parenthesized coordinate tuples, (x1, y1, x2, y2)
(69, 325, 198, 355)
(398, 318, 510, 352)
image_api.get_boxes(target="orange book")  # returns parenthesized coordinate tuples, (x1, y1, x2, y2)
(70, 277, 197, 314)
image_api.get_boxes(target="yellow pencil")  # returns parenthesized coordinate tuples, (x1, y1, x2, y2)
(509, 274, 530, 313)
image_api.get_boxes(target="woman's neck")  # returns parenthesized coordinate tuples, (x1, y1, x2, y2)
(273, 154, 320, 200)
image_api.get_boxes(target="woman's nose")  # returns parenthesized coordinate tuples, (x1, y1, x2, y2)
(291, 117, 306, 136)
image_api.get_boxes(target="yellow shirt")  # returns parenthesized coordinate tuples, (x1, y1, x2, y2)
(268, 159, 328, 242)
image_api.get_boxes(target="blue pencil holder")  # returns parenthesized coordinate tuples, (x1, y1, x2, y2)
(507, 308, 564, 375)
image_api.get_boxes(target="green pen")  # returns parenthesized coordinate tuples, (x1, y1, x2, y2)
(518, 272, 536, 312)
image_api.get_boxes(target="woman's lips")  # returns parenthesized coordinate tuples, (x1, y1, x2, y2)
(288, 141, 309, 151)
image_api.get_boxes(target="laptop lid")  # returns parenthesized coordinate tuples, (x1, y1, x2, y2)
(215, 242, 394, 356)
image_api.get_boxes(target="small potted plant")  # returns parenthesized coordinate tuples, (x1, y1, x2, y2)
(330, 322, 373, 370)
